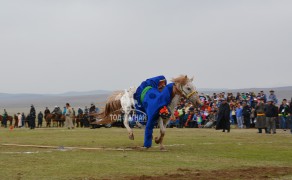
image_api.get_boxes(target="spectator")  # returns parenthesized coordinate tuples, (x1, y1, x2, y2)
(37, 111, 43, 128)
(279, 99, 290, 131)
(236, 104, 243, 129)
(77, 107, 83, 115)
(255, 98, 267, 133)
(2, 109, 8, 128)
(216, 98, 231, 133)
(250, 107, 256, 128)
(65, 103, 74, 129)
(21, 113, 25, 128)
(242, 102, 251, 129)
(289, 98, 292, 134)
(29, 105, 36, 129)
(196, 112, 203, 128)
(185, 107, 195, 128)
(62, 107, 67, 115)
(44, 107, 50, 120)
(230, 106, 237, 125)
(265, 99, 278, 134)
(89, 103, 97, 129)
(17, 112, 22, 128)
(84, 106, 89, 115)
(268, 90, 278, 105)
(260, 91, 267, 103)
(52, 106, 62, 121)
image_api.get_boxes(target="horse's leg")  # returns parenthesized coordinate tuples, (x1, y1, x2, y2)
(123, 113, 134, 140)
(155, 117, 167, 150)
(76, 118, 79, 128)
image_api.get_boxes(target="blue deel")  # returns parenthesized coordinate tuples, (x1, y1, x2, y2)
(142, 83, 174, 148)
(134, 75, 167, 112)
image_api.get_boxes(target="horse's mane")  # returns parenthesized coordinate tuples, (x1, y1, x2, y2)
(171, 75, 191, 85)
(107, 91, 123, 102)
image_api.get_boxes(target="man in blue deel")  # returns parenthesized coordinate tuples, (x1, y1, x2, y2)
(134, 76, 173, 148)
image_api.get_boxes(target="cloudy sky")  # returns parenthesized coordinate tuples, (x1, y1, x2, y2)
(1, 0, 291, 94)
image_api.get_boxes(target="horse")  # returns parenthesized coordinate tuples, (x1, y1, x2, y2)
(96, 75, 201, 150)
(14, 114, 18, 128)
(75, 114, 90, 127)
(0, 115, 13, 127)
(45, 114, 65, 127)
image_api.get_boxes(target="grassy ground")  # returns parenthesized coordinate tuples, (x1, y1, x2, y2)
(0, 127, 292, 180)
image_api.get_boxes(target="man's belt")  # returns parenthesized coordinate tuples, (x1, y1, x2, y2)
(140, 86, 152, 103)
(257, 113, 265, 116)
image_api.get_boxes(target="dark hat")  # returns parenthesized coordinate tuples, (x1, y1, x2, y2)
(270, 90, 274, 92)
(189, 107, 195, 111)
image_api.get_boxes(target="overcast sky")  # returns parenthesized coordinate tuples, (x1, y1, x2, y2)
(1, 0, 291, 94)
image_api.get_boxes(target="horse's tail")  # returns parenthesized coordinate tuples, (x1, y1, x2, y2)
(95, 99, 122, 125)
(97, 99, 122, 118)
(105, 99, 122, 117)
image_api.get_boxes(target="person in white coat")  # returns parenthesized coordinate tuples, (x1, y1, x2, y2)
(17, 113, 22, 127)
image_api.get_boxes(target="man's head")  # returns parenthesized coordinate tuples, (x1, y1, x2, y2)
(66, 103, 70, 108)
(270, 90, 274, 94)
(259, 97, 264, 103)
(268, 99, 274, 104)
(282, 99, 287, 104)
(220, 98, 227, 104)
(158, 79, 166, 92)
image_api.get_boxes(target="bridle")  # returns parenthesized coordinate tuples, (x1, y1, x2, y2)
(174, 83, 198, 99)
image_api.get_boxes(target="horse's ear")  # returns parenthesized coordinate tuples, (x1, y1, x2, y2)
(185, 75, 188, 79)
(190, 76, 194, 82)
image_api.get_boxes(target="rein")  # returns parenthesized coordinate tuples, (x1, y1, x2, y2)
(173, 84, 198, 100)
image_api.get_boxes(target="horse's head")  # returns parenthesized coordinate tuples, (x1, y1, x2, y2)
(172, 75, 201, 106)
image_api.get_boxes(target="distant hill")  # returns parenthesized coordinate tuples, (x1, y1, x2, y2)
(0, 91, 112, 114)
(58, 90, 112, 96)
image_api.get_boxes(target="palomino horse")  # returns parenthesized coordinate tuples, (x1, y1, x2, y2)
(45, 114, 65, 127)
(96, 75, 201, 150)
(0, 115, 13, 127)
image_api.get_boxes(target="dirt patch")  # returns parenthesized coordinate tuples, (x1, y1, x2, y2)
(126, 167, 292, 180)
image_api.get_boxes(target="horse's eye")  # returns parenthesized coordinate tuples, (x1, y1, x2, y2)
(187, 88, 191, 91)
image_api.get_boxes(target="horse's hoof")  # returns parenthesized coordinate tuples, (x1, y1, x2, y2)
(129, 133, 134, 140)
(160, 146, 166, 151)
(155, 137, 160, 144)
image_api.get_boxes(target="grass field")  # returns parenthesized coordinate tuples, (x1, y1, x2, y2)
(0, 127, 292, 180)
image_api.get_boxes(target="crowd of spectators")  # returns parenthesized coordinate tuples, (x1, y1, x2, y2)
(170, 90, 292, 134)
(2, 90, 292, 134)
